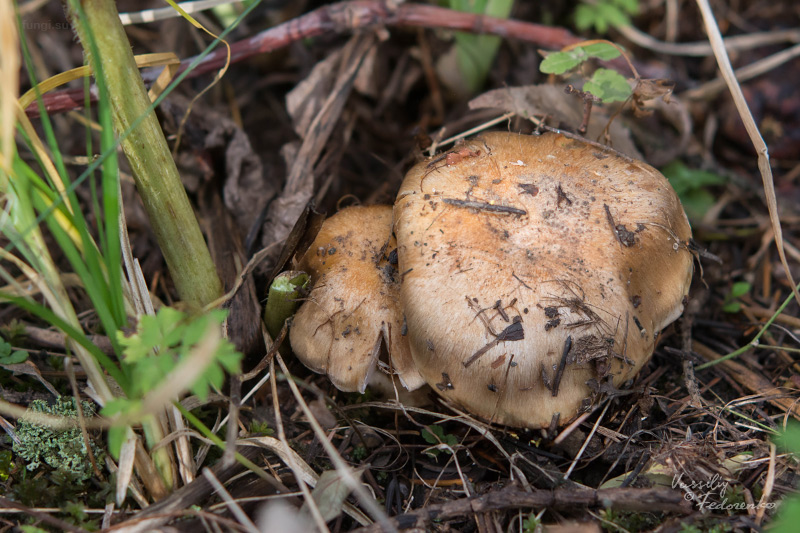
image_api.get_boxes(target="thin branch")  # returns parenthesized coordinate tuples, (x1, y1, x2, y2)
(616, 23, 800, 57)
(350, 486, 691, 532)
(27, 1, 580, 117)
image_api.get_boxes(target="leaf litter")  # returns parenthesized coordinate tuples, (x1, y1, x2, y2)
(4, 1, 800, 532)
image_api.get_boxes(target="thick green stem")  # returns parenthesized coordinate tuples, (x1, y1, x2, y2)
(66, 0, 222, 310)
(264, 271, 308, 352)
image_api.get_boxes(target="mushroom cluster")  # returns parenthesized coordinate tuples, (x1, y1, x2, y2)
(288, 131, 693, 428)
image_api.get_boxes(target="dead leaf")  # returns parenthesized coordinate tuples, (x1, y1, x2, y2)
(469, 84, 579, 125)
(353, 43, 381, 98)
(286, 50, 341, 138)
(469, 84, 643, 160)
(302, 468, 363, 522)
(0, 360, 59, 397)
(160, 94, 276, 237)
(308, 398, 337, 430)
(632, 78, 676, 116)
(261, 34, 376, 255)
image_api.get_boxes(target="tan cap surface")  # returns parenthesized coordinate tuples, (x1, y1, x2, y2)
(394, 131, 693, 427)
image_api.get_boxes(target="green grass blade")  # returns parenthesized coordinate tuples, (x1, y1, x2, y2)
(95, 54, 126, 327)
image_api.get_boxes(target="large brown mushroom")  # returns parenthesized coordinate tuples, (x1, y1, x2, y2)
(394, 131, 693, 427)
(290, 131, 693, 428)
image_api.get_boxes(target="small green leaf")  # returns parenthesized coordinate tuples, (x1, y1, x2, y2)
(729, 281, 752, 299)
(772, 424, 800, 533)
(421, 425, 442, 445)
(680, 189, 717, 221)
(775, 423, 800, 454)
(249, 421, 274, 435)
(540, 49, 585, 74)
(662, 161, 726, 221)
(101, 398, 134, 418)
(582, 42, 622, 61)
(582, 68, 631, 102)
(20, 527, 49, 533)
(597, 3, 631, 28)
(0, 338, 28, 364)
(722, 281, 751, 313)
(662, 161, 726, 196)
(522, 512, 542, 533)
(574, 0, 634, 33)
(722, 301, 741, 313)
(422, 425, 458, 447)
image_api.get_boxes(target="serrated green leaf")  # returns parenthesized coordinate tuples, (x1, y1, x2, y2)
(583, 68, 631, 102)
(115, 305, 241, 407)
(101, 398, 132, 418)
(582, 42, 622, 61)
(182, 316, 209, 348)
(540, 50, 585, 74)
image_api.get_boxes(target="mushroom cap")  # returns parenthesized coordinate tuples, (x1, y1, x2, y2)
(393, 131, 693, 428)
(290, 205, 424, 393)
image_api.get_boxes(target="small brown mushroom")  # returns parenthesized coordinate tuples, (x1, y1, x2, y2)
(289, 205, 424, 393)
(393, 131, 693, 427)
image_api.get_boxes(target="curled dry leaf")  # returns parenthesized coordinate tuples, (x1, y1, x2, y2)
(160, 95, 273, 235)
